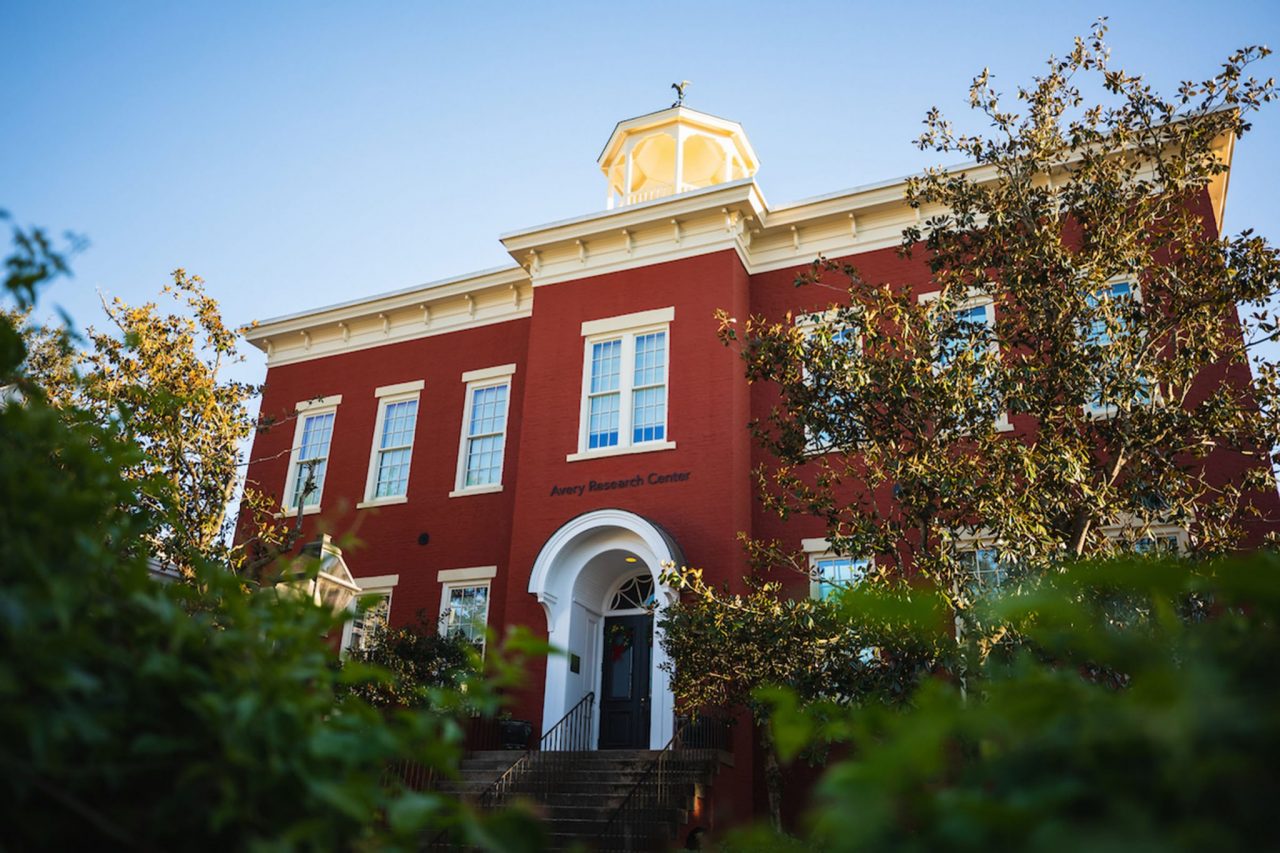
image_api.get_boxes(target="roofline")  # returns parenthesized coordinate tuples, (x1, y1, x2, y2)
(242, 263, 526, 338)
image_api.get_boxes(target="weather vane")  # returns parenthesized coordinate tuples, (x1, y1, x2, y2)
(671, 80, 691, 108)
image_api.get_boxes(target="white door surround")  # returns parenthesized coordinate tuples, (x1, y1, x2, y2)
(528, 508, 684, 749)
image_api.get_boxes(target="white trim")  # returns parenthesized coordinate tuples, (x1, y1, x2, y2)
(581, 307, 675, 337)
(453, 369, 515, 495)
(283, 399, 341, 512)
(566, 440, 677, 463)
(576, 318, 673, 458)
(528, 508, 682, 751)
(801, 537, 831, 553)
(439, 579, 492, 653)
(806, 548, 872, 601)
(437, 565, 498, 584)
(449, 483, 504, 498)
(918, 289, 1012, 432)
(355, 573, 400, 590)
(339, 574, 400, 654)
(375, 379, 425, 398)
(362, 387, 423, 503)
(356, 495, 409, 509)
(461, 363, 518, 383)
(296, 394, 342, 412)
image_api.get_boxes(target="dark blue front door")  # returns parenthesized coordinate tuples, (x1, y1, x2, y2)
(598, 614, 652, 749)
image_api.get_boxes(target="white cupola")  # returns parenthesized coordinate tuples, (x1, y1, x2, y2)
(598, 104, 759, 209)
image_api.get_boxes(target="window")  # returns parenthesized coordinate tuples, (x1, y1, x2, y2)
(571, 307, 676, 461)
(609, 574, 656, 611)
(1105, 523, 1186, 555)
(1084, 280, 1151, 418)
(452, 364, 516, 497)
(957, 546, 1007, 590)
(812, 555, 870, 601)
(920, 291, 1010, 431)
(339, 573, 398, 655)
(360, 381, 423, 507)
(802, 539, 876, 664)
(796, 309, 858, 454)
(442, 583, 490, 650)
(284, 395, 341, 514)
(437, 566, 496, 653)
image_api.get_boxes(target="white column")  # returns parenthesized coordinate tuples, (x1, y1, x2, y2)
(623, 150, 634, 203)
(673, 127, 685, 193)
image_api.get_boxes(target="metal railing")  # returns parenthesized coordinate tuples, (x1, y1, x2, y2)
(475, 691, 596, 810)
(595, 713, 732, 852)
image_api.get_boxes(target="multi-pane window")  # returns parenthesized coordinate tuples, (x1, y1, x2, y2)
(443, 583, 490, 650)
(345, 593, 391, 653)
(1134, 534, 1180, 555)
(938, 302, 995, 368)
(578, 322, 670, 456)
(1084, 280, 1150, 416)
(631, 332, 667, 443)
(923, 292, 1008, 429)
(289, 409, 336, 510)
(812, 556, 870, 601)
(797, 312, 857, 453)
(452, 366, 516, 495)
(361, 381, 423, 506)
(958, 546, 1007, 590)
(463, 383, 509, 486)
(588, 339, 623, 449)
(373, 399, 418, 498)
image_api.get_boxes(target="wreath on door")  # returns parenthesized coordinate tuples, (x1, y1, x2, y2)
(608, 624, 633, 662)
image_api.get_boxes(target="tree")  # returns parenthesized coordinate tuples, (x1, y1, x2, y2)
(665, 24, 1280, 833)
(0, 217, 543, 850)
(14, 267, 261, 576)
(659, 566, 946, 830)
(717, 21, 1280, 612)
(734, 552, 1280, 851)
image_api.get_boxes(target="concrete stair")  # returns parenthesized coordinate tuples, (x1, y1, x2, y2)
(435, 749, 723, 851)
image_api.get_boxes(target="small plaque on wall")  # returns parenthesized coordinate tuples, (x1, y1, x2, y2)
(569, 653, 581, 674)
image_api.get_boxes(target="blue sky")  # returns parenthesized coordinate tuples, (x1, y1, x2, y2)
(3, 0, 1278, 386)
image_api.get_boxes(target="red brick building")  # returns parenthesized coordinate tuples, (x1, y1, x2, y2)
(239, 104, 1271, 809)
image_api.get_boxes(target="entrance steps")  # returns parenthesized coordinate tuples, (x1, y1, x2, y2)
(435, 749, 726, 851)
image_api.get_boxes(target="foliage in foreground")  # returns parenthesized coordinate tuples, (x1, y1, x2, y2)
(341, 612, 480, 710)
(0, 218, 543, 850)
(725, 553, 1280, 851)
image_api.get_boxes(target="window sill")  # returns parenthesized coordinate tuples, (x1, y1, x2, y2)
(449, 483, 504, 498)
(356, 496, 409, 509)
(278, 504, 322, 519)
(566, 440, 677, 462)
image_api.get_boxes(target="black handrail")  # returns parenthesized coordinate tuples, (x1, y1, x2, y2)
(594, 713, 731, 851)
(475, 691, 596, 809)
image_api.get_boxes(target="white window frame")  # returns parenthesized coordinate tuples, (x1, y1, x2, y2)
(1102, 519, 1188, 554)
(801, 538, 872, 601)
(450, 364, 516, 497)
(568, 307, 677, 462)
(795, 308, 860, 455)
(438, 565, 497, 654)
(358, 380, 424, 509)
(919, 289, 1012, 433)
(283, 394, 342, 516)
(951, 529, 1011, 591)
(339, 573, 399, 656)
(802, 538, 876, 664)
(1082, 278, 1155, 420)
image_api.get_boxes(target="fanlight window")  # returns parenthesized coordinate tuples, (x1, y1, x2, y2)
(610, 574, 655, 611)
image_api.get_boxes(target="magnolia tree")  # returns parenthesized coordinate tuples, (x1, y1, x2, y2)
(663, 24, 1280, 830)
(717, 22, 1280, 602)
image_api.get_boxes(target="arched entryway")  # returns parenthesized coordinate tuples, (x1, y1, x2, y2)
(528, 509, 683, 749)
